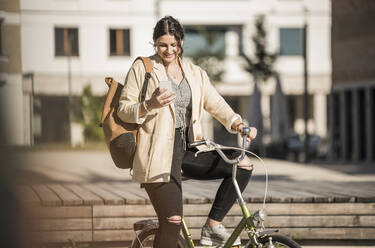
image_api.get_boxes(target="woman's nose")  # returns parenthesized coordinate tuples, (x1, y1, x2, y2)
(167, 45, 174, 54)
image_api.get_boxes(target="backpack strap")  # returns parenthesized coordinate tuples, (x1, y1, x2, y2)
(100, 77, 117, 127)
(100, 57, 153, 127)
(136, 57, 153, 102)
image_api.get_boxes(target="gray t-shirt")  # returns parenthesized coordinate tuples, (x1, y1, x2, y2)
(169, 77, 192, 129)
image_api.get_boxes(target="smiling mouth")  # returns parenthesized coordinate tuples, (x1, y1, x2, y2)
(164, 54, 174, 58)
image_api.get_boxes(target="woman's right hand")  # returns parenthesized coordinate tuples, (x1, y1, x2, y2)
(146, 87, 176, 111)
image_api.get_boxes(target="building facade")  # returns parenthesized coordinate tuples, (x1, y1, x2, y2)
(329, 0, 375, 163)
(4, 0, 331, 148)
(0, 0, 24, 145)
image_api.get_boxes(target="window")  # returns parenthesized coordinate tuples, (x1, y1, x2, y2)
(279, 28, 302, 56)
(54, 27, 79, 56)
(184, 26, 226, 57)
(109, 29, 130, 56)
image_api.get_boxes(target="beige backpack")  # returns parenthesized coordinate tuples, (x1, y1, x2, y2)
(100, 57, 153, 169)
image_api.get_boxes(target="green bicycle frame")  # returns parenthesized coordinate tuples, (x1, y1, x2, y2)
(181, 203, 258, 248)
(181, 216, 195, 247)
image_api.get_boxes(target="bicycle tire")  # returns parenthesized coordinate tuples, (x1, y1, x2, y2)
(131, 227, 186, 248)
(255, 234, 301, 248)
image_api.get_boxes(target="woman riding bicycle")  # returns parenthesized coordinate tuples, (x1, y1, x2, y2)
(117, 16, 257, 248)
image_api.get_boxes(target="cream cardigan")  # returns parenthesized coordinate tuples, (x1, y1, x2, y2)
(118, 55, 241, 183)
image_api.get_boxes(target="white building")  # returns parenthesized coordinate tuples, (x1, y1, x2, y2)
(8, 0, 331, 147)
(0, 0, 24, 145)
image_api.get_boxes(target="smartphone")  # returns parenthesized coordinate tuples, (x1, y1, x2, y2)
(159, 80, 174, 95)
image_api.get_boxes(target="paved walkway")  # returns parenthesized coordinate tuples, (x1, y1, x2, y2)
(12, 150, 375, 203)
(14, 150, 375, 183)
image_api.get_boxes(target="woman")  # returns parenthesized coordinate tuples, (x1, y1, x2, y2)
(118, 16, 257, 248)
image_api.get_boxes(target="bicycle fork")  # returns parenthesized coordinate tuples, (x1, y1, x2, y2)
(181, 217, 195, 247)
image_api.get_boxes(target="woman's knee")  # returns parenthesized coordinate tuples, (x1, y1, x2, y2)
(238, 155, 253, 171)
(237, 156, 253, 183)
(166, 215, 182, 225)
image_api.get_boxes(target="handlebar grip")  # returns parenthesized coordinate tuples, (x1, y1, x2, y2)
(188, 140, 206, 148)
(241, 126, 251, 137)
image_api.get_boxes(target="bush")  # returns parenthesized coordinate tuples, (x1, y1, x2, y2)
(75, 85, 106, 142)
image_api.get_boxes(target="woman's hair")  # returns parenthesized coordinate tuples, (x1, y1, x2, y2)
(153, 16, 185, 55)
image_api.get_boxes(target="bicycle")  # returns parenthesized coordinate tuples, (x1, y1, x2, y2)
(130, 127, 301, 248)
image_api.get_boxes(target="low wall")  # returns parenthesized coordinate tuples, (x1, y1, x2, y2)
(16, 183, 375, 244)
(26, 202, 375, 243)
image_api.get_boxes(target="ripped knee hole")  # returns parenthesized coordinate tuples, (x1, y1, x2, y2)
(239, 162, 253, 171)
(238, 156, 254, 171)
(166, 216, 182, 225)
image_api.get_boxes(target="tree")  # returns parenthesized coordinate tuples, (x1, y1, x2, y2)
(241, 15, 277, 82)
(73, 85, 106, 142)
(241, 15, 278, 155)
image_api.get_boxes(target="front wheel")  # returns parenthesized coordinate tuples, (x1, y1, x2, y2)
(255, 234, 301, 248)
(131, 227, 186, 248)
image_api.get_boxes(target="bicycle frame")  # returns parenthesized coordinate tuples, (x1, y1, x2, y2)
(181, 202, 259, 248)
(132, 130, 296, 248)
(181, 133, 260, 248)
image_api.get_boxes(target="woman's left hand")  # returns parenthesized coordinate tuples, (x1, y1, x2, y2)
(239, 125, 257, 143)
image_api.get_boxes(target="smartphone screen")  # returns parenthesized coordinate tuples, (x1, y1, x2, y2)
(159, 80, 173, 95)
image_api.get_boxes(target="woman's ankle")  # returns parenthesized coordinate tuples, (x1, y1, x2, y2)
(206, 218, 221, 228)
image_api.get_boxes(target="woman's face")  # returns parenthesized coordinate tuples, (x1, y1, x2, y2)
(155, 34, 183, 64)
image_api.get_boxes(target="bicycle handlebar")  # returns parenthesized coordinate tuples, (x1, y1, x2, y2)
(188, 126, 269, 211)
(189, 126, 251, 206)
(188, 126, 251, 165)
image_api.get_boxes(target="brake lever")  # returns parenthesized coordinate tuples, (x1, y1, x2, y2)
(194, 148, 215, 157)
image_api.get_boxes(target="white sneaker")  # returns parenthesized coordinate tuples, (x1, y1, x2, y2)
(200, 224, 241, 247)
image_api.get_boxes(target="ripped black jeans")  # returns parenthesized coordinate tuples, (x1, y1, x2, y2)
(143, 128, 252, 248)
